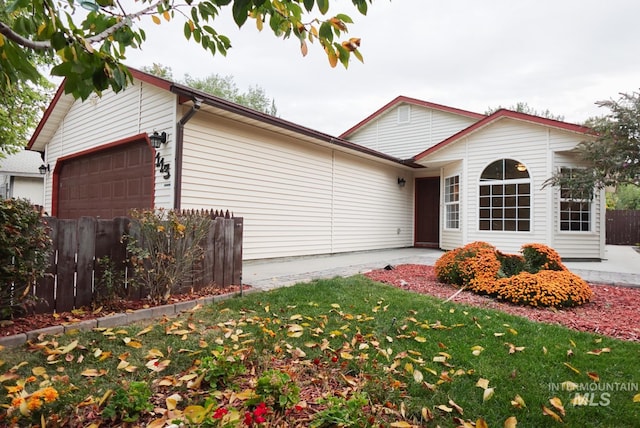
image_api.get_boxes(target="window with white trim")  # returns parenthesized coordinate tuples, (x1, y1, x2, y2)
(444, 175, 460, 229)
(479, 159, 530, 231)
(559, 167, 591, 231)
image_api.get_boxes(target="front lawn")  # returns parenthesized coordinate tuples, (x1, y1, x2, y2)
(1, 276, 639, 427)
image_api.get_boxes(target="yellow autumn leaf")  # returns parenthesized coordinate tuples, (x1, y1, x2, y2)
(436, 404, 453, 413)
(476, 378, 490, 389)
(340, 352, 354, 360)
(136, 325, 154, 336)
(476, 418, 489, 428)
(483, 387, 495, 402)
(414, 336, 427, 343)
(448, 398, 463, 414)
(163, 10, 170, 21)
(152, 15, 161, 25)
(549, 397, 565, 416)
(504, 416, 517, 428)
(290, 314, 302, 320)
(32, 366, 47, 377)
(81, 368, 106, 377)
(117, 360, 130, 370)
(511, 394, 526, 408)
(633, 393, 640, 402)
(390, 422, 412, 428)
(413, 369, 424, 383)
(563, 362, 581, 374)
(541, 405, 563, 422)
(471, 345, 484, 356)
(125, 339, 143, 349)
(587, 347, 611, 355)
(59, 340, 78, 354)
(146, 349, 164, 359)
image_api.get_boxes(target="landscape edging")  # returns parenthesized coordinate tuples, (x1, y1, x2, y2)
(0, 288, 260, 349)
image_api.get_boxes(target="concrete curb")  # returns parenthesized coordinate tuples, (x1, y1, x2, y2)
(0, 288, 255, 349)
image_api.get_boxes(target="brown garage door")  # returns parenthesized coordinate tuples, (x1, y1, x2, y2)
(56, 140, 154, 219)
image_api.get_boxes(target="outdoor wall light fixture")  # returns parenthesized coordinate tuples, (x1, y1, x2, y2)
(38, 164, 50, 175)
(149, 131, 167, 149)
(516, 163, 527, 172)
(397, 177, 406, 187)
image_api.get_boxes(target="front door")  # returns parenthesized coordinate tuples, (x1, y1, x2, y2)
(415, 177, 440, 248)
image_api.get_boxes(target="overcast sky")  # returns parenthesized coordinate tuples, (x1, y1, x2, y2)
(125, 0, 640, 136)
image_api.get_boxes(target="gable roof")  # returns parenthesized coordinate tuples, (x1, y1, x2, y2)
(413, 109, 593, 161)
(339, 95, 486, 138)
(28, 68, 410, 168)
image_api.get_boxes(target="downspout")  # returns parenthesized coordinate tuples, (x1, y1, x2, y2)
(173, 98, 202, 209)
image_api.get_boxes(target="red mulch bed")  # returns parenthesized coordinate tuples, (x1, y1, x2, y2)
(365, 264, 640, 342)
(0, 285, 246, 338)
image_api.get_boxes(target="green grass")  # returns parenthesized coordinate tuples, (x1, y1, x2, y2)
(1, 276, 639, 427)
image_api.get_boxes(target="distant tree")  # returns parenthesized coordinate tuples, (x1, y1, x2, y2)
(545, 91, 640, 199)
(140, 63, 174, 80)
(485, 102, 565, 121)
(607, 184, 640, 210)
(157, 69, 278, 116)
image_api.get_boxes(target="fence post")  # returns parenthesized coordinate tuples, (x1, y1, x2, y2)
(76, 217, 96, 308)
(33, 217, 58, 313)
(233, 217, 243, 285)
(55, 219, 78, 312)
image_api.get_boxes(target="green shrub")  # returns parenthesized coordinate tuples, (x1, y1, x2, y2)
(125, 209, 211, 304)
(101, 381, 153, 423)
(0, 198, 51, 319)
(254, 370, 300, 410)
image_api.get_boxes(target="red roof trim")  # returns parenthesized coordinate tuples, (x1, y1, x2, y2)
(413, 109, 593, 161)
(339, 95, 486, 138)
(26, 82, 67, 150)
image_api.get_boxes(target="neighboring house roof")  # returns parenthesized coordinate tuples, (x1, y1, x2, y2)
(28, 68, 411, 168)
(413, 109, 593, 161)
(0, 150, 44, 177)
(339, 95, 486, 138)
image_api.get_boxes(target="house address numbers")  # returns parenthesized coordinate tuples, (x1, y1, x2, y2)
(155, 152, 170, 180)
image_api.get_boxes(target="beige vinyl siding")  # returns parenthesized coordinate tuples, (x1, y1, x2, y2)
(348, 105, 478, 159)
(426, 119, 603, 258)
(180, 113, 413, 260)
(42, 81, 176, 212)
(332, 151, 413, 252)
(464, 120, 549, 254)
(549, 152, 604, 259)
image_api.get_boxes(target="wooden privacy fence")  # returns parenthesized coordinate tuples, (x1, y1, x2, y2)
(606, 210, 640, 245)
(32, 210, 243, 314)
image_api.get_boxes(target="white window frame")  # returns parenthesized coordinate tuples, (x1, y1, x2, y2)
(444, 175, 460, 230)
(558, 167, 592, 232)
(478, 159, 531, 232)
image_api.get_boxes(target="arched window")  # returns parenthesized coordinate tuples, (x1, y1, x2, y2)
(479, 159, 530, 231)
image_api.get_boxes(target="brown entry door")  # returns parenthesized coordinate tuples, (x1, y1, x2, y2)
(56, 140, 154, 219)
(415, 177, 440, 248)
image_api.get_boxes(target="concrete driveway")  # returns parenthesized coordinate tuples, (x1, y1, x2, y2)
(242, 245, 640, 290)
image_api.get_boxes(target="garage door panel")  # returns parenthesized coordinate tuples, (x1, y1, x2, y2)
(57, 140, 153, 219)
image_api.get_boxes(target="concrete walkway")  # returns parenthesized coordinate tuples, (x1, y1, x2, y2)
(243, 245, 640, 290)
